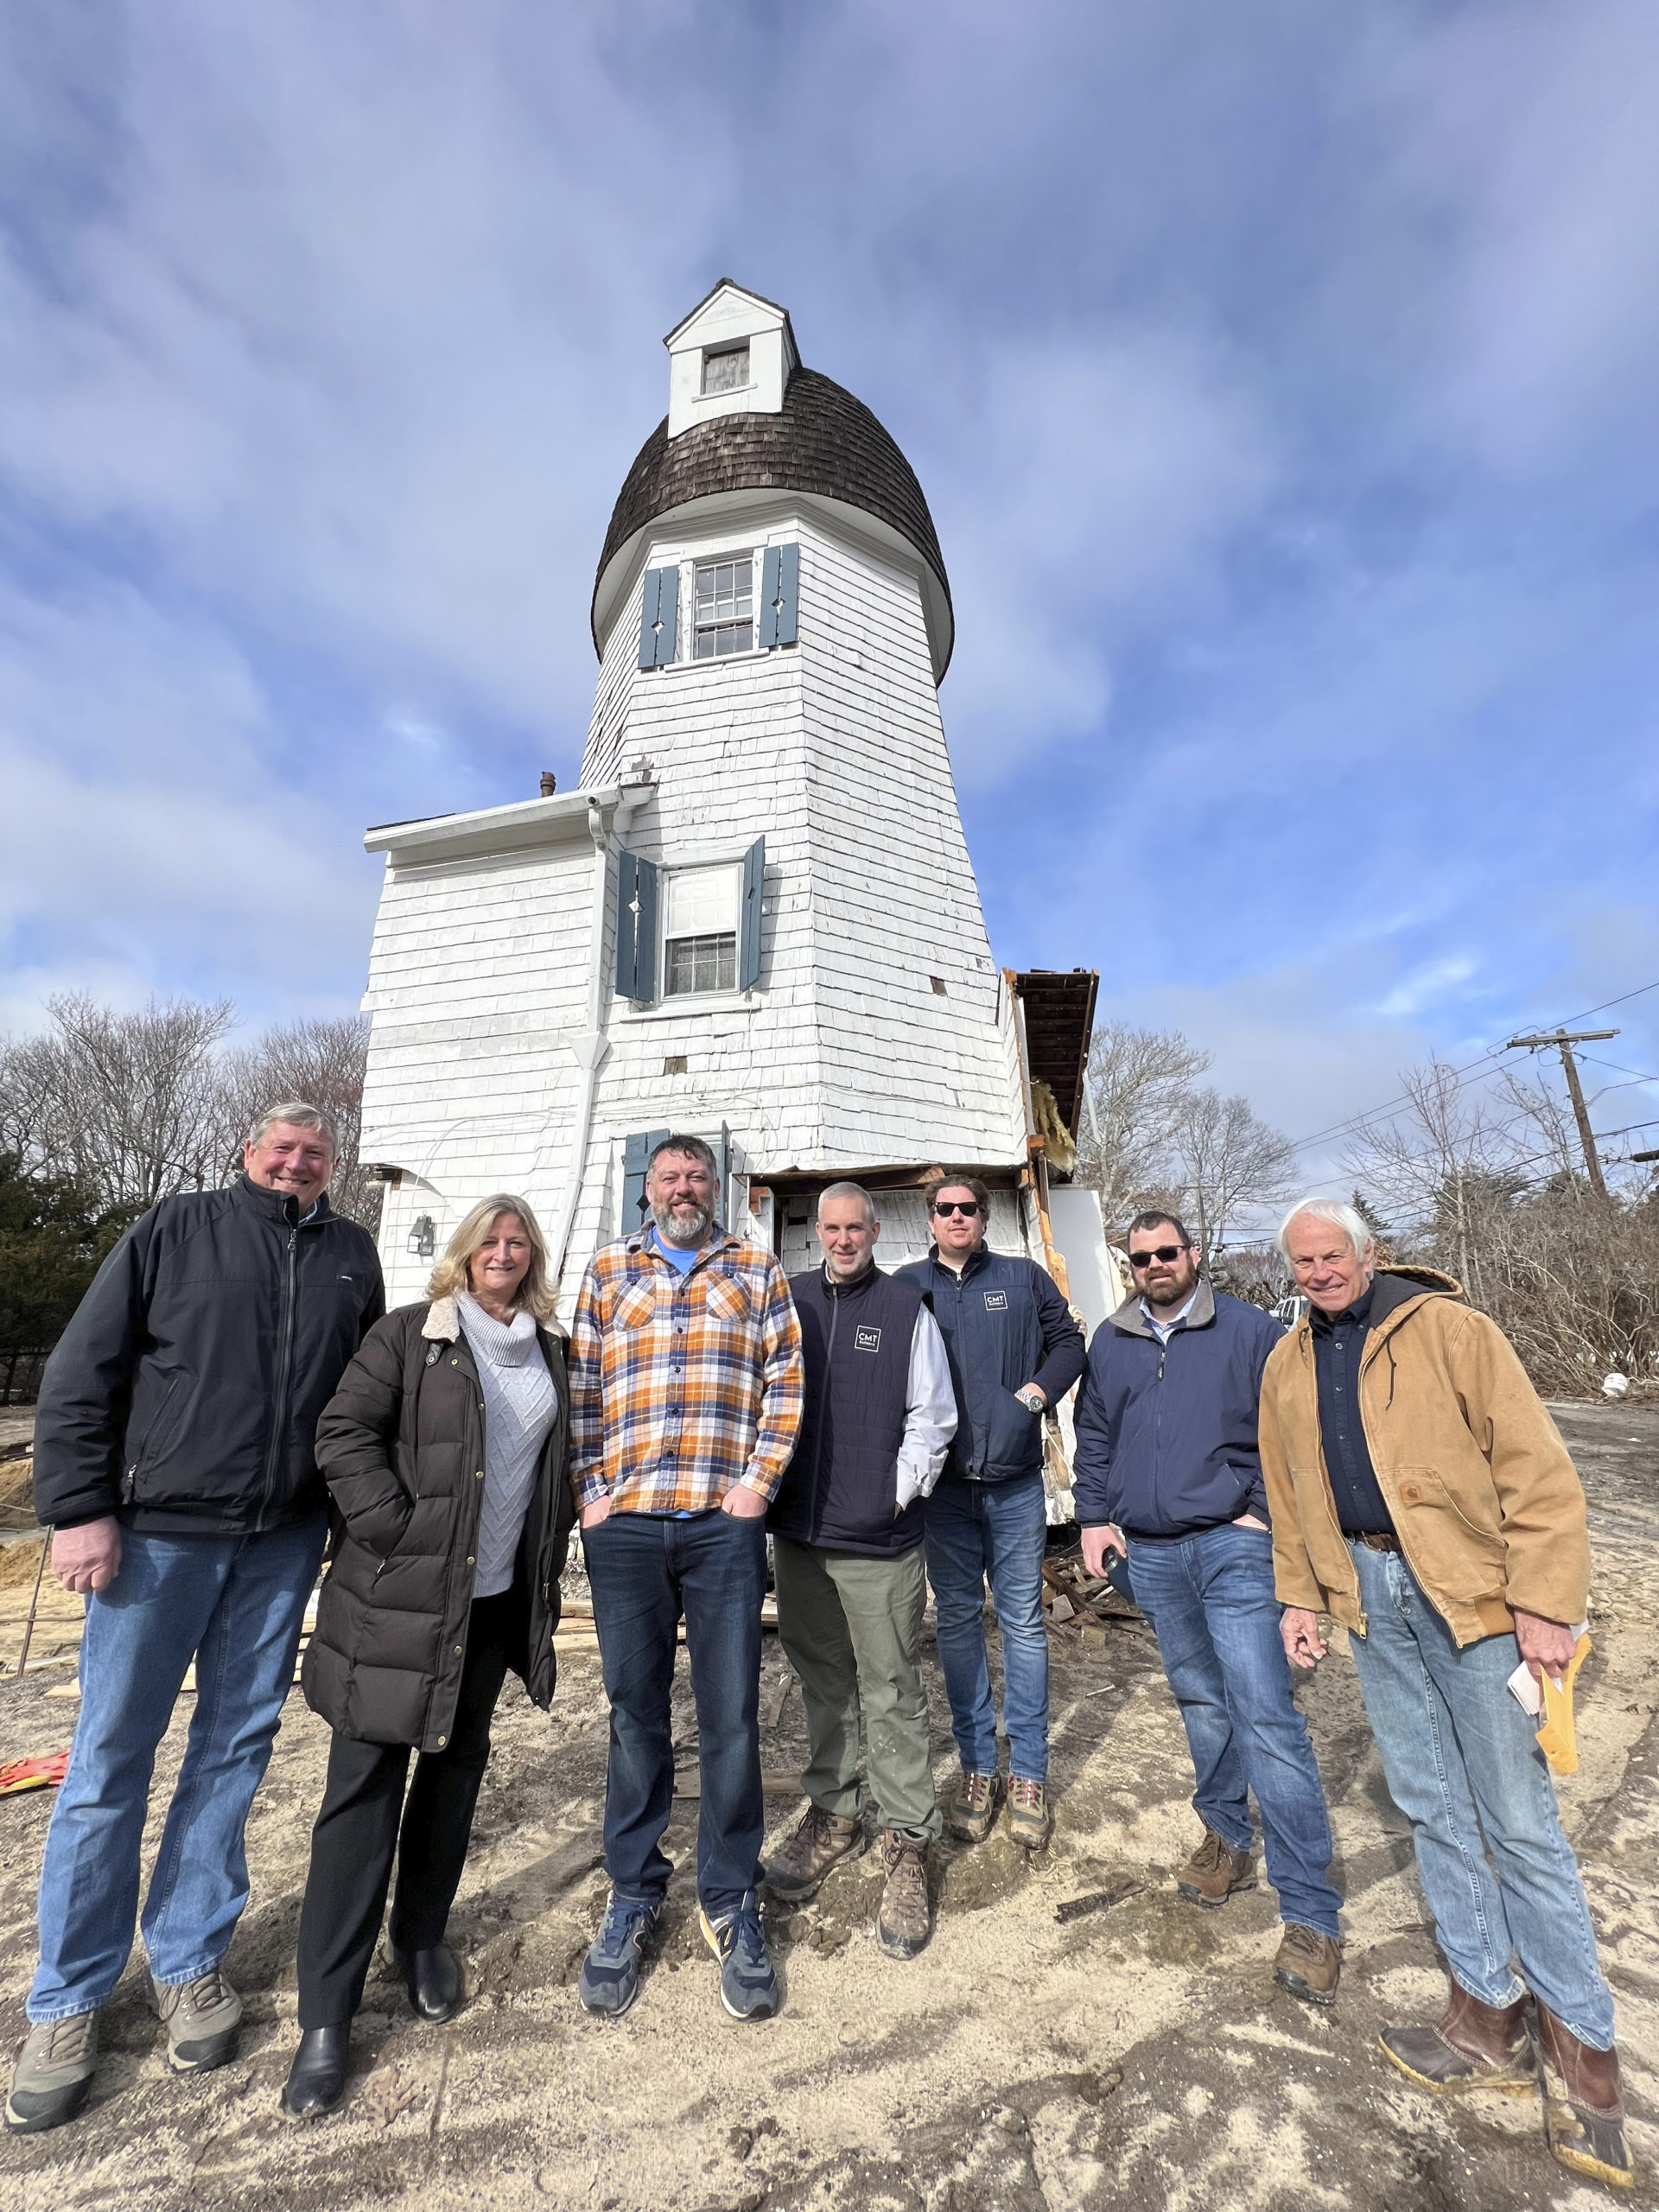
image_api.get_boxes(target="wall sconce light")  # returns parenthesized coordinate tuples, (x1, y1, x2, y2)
(407, 1214, 435, 1259)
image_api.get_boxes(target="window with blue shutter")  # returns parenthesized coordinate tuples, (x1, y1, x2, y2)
(621, 1128, 672, 1233)
(637, 567, 679, 669)
(759, 543, 799, 649)
(614, 851, 659, 1002)
(738, 836, 766, 992)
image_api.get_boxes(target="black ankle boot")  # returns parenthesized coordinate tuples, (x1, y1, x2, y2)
(280, 2024, 349, 2119)
(395, 1942, 462, 2024)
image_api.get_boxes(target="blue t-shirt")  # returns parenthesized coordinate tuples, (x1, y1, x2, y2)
(649, 1226, 703, 1275)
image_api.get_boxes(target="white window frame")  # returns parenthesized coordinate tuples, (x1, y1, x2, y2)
(690, 550, 757, 662)
(659, 859, 744, 1002)
(700, 340, 752, 397)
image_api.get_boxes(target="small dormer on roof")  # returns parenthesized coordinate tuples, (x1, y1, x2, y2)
(665, 279, 800, 441)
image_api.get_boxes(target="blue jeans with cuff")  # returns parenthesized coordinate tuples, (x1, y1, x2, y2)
(1345, 1539, 1615, 2047)
(1128, 1521, 1342, 1938)
(582, 1506, 767, 1917)
(29, 1514, 327, 2023)
(924, 1471, 1050, 1783)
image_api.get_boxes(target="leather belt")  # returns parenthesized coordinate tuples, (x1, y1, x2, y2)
(1344, 1529, 1402, 1554)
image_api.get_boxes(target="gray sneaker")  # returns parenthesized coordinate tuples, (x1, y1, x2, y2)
(152, 1967, 242, 2073)
(6, 2012, 99, 2134)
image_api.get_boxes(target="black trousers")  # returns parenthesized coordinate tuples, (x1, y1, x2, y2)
(295, 1585, 527, 2029)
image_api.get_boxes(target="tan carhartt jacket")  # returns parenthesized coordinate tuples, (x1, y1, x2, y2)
(1258, 1266, 1589, 1647)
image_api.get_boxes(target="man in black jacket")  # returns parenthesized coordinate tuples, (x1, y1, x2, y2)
(7, 1105, 384, 2137)
(763, 1184, 956, 1959)
(897, 1173, 1084, 1850)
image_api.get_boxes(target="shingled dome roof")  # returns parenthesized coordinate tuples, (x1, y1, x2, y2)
(592, 367, 953, 677)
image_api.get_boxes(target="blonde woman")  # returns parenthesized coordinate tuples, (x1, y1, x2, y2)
(281, 1197, 575, 2120)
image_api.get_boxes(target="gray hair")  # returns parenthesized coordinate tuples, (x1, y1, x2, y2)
(248, 1100, 338, 1153)
(817, 1179, 878, 1226)
(1276, 1197, 1373, 1263)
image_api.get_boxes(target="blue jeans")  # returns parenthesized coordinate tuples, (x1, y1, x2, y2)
(29, 1516, 327, 2023)
(924, 1471, 1049, 1783)
(582, 1507, 766, 1916)
(1127, 1523, 1342, 1939)
(1345, 1541, 1615, 2046)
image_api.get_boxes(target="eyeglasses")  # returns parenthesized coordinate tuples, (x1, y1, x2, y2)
(1128, 1244, 1185, 1268)
(932, 1200, 982, 1218)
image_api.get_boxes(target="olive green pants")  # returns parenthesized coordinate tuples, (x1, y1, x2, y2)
(771, 1537, 941, 1839)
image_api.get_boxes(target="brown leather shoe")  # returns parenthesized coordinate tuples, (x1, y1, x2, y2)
(762, 1803, 861, 1902)
(1379, 1980, 1536, 2094)
(1274, 1923, 1342, 2005)
(875, 1830, 933, 1960)
(1177, 1824, 1256, 1906)
(1536, 2005, 1635, 2190)
(944, 1770, 1005, 1844)
(1007, 1777, 1052, 1849)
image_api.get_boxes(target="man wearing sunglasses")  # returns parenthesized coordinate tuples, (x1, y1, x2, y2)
(1071, 1211, 1344, 2005)
(897, 1174, 1084, 1848)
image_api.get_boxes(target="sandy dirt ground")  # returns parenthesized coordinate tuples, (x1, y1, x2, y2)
(0, 1402, 1655, 2212)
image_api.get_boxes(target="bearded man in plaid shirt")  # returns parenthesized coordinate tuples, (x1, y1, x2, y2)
(570, 1135, 804, 2024)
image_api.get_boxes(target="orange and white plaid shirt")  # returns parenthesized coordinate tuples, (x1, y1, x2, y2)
(568, 1226, 804, 1512)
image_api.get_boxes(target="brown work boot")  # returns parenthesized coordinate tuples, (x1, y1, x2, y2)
(762, 1803, 861, 1902)
(1007, 1777, 1052, 1849)
(1274, 1923, 1342, 2005)
(1177, 1824, 1256, 1906)
(1536, 2005, 1635, 2190)
(945, 1770, 1005, 1844)
(875, 1830, 933, 1960)
(1379, 1980, 1537, 2095)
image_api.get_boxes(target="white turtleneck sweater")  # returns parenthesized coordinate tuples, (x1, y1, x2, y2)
(456, 1293, 558, 1599)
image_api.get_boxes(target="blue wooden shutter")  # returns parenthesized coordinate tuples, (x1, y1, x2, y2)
(719, 1122, 733, 1230)
(738, 836, 765, 992)
(622, 1127, 672, 1231)
(760, 544, 798, 649)
(613, 851, 659, 1001)
(637, 566, 679, 669)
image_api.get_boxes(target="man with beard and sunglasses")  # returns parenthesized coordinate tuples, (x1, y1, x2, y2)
(897, 1173, 1084, 1849)
(568, 1135, 803, 2026)
(1071, 1211, 1344, 2005)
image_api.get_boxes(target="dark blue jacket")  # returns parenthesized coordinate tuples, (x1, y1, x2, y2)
(770, 1264, 925, 1556)
(1071, 1279, 1283, 1538)
(896, 1248, 1084, 1484)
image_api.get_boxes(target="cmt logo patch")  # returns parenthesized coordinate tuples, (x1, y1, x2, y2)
(855, 1325, 882, 1353)
(983, 1291, 1008, 1312)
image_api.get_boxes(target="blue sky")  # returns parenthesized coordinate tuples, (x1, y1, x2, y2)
(3, 1, 1657, 1188)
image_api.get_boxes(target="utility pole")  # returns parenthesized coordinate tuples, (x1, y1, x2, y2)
(1505, 1028, 1618, 1199)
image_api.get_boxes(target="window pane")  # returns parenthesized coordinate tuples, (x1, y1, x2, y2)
(664, 932, 737, 995)
(664, 865, 739, 936)
(702, 343, 749, 395)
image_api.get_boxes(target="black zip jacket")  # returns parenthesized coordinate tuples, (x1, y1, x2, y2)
(32, 1176, 385, 1534)
(895, 1248, 1084, 1483)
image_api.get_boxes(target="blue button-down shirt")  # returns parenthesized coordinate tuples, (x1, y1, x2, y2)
(1309, 1284, 1394, 1534)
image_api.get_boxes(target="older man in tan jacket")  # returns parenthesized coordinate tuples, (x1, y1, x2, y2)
(1259, 1199, 1630, 2194)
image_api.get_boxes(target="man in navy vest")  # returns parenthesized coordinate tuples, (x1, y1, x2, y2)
(897, 1173, 1084, 1849)
(1071, 1209, 1343, 2005)
(764, 1183, 956, 1958)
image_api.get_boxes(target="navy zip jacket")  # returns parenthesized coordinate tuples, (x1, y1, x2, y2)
(32, 1176, 385, 1535)
(1071, 1279, 1283, 1538)
(896, 1248, 1084, 1484)
(770, 1263, 927, 1556)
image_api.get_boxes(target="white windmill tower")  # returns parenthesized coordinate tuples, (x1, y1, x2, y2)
(357, 281, 1117, 1351)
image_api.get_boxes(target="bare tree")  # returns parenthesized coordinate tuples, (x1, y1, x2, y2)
(223, 1014, 380, 1230)
(1077, 1022, 1212, 1228)
(1171, 1088, 1296, 1259)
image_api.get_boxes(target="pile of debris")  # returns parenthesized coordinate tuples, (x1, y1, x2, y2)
(1039, 1544, 1149, 1645)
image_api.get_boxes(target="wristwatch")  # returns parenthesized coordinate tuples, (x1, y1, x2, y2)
(1016, 1387, 1046, 1414)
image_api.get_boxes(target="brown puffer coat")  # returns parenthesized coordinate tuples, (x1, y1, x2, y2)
(302, 1296, 575, 1751)
(1258, 1265, 1590, 1647)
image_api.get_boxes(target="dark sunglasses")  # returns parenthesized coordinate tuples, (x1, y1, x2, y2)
(932, 1200, 982, 1218)
(1128, 1244, 1185, 1268)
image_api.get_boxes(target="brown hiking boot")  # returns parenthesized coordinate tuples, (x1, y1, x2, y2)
(945, 1770, 1005, 1844)
(1536, 2005, 1635, 2190)
(1007, 1777, 1052, 1849)
(762, 1803, 861, 1901)
(875, 1830, 933, 1960)
(1380, 1980, 1537, 2095)
(1177, 1824, 1256, 1906)
(1274, 1923, 1342, 2005)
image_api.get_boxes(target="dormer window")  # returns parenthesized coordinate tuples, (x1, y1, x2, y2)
(701, 341, 749, 395)
(693, 556, 753, 658)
